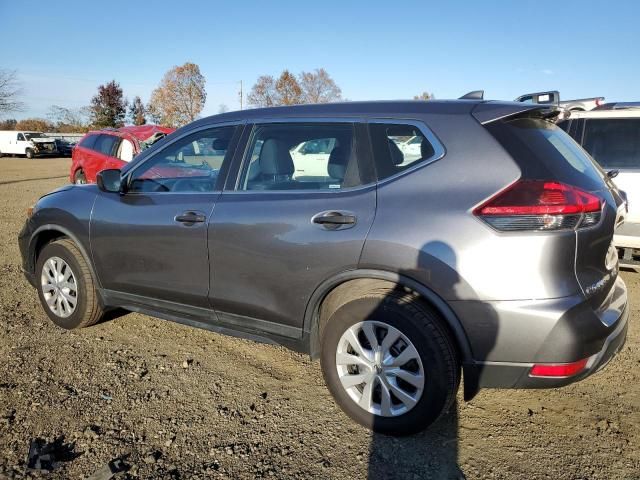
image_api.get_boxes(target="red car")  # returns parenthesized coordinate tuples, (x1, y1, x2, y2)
(70, 125, 175, 184)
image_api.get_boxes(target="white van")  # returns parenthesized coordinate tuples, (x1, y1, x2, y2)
(560, 109, 640, 268)
(0, 131, 57, 158)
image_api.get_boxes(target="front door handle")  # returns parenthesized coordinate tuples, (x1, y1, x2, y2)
(175, 211, 207, 224)
(312, 211, 357, 229)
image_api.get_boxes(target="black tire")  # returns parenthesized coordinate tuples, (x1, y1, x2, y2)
(35, 238, 104, 329)
(320, 288, 459, 436)
(25, 148, 34, 159)
(74, 170, 87, 185)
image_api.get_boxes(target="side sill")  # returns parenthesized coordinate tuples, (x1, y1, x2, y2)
(99, 289, 307, 354)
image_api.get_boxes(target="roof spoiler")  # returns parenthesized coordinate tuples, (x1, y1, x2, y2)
(472, 102, 567, 124)
(459, 90, 484, 100)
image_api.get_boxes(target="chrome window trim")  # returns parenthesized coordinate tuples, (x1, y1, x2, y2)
(122, 120, 245, 195)
(367, 118, 446, 186)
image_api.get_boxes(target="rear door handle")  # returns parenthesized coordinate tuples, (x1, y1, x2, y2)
(312, 211, 357, 229)
(174, 211, 207, 224)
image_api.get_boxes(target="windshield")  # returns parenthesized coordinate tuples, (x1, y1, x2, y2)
(24, 133, 46, 140)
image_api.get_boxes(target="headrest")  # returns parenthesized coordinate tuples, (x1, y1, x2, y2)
(259, 138, 294, 176)
(328, 146, 349, 180)
(212, 138, 229, 151)
(420, 137, 434, 159)
(388, 139, 404, 165)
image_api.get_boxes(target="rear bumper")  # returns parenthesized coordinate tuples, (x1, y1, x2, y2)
(455, 275, 629, 390)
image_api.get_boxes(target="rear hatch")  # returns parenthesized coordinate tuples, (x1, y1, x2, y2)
(474, 103, 624, 308)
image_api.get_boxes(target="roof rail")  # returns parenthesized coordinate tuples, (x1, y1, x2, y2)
(459, 90, 484, 100)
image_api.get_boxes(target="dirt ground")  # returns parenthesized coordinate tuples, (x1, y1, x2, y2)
(0, 157, 638, 479)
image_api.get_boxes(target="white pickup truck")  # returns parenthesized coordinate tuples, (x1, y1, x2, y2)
(0, 131, 58, 158)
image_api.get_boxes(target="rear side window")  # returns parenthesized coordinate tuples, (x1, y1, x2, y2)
(79, 134, 98, 149)
(239, 123, 360, 191)
(583, 118, 640, 169)
(485, 117, 605, 191)
(93, 134, 120, 157)
(369, 123, 437, 181)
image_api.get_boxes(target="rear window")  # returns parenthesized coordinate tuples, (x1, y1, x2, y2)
(583, 118, 640, 169)
(485, 117, 605, 191)
(79, 134, 98, 149)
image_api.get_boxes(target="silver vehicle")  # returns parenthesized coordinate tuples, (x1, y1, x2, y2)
(19, 100, 628, 435)
(560, 108, 640, 268)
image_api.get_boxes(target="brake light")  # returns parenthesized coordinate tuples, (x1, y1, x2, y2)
(529, 358, 589, 377)
(596, 98, 604, 107)
(474, 180, 602, 231)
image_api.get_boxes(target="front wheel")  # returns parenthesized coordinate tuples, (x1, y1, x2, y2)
(36, 238, 104, 329)
(25, 148, 35, 159)
(320, 289, 460, 435)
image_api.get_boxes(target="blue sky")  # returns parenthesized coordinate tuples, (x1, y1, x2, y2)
(1, 0, 639, 120)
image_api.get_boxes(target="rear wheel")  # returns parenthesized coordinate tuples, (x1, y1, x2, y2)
(25, 148, 34, 159)
(320, 288, 459, 435)
(74, 170, 87, 184)
(36, 238, 104, 329)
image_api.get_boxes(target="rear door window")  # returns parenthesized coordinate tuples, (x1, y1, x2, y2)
(79, 134, 98, 150)
(582, 118, 640, 169)
(93, 134, 120, 157)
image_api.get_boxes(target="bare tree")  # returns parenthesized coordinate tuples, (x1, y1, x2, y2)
(413, 91, 434, 100)
(147, 62, 207, 128)
(47, 105, 91, 132)
(275, 70, 302, 105)
(247, 75, 277, 108)
(299, 68, 342, 104)
(128, 96, 146, 125)
(0, 118, 17, 129)
(0, 69, 25, 115)
(15, 118, 53, 131)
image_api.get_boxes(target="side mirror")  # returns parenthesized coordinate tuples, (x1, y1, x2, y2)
(96, 169, 124, 193)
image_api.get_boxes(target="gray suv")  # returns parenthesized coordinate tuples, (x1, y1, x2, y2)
(18, 100, 629, 435)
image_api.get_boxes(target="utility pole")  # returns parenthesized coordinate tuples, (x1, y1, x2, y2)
(239, 80, 243, 110)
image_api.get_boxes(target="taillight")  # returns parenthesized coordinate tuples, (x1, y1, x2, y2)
(474, 180, 602, 232)
(595, 98, 604, 107)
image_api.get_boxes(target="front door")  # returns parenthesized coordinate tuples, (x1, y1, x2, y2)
(91, 125, 240, 309)
(208, 121, 376, 338)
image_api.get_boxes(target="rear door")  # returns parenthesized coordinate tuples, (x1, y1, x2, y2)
(582, 117, 640, 223)
(207, 120, 376, 338)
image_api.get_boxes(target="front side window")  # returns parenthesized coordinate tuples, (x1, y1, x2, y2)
(369, 123, 436, 181)
(17, 133, 25, 141)
(94, 134, 120, 157)
(128, 126, 236, 193)
(240, 123, 360, 191)
(79, 134, 98, 149)
(583, 118, 640, 169)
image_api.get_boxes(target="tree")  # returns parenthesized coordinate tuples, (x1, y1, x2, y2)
(0, 118, 17, 130)
(15, 118, 53, 131)
(128, 96, 146, 125)
(147, 62, 206, 128)
(299, 68, 341, 104)
(0, 69, 25, 115)
(274, 70, 302, 105)
(247, 75, 277, 108)
(90, 80, 127, 128)
(47, 105, 91, 132)
(218, 104, 229, 114)
(413, 91, 434, 100)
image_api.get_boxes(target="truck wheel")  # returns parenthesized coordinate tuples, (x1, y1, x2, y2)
(25, 148, 35, 159)
(320, 288, 460, 436)
(74, 170, 87, 185)
(36, 238, 104, 329)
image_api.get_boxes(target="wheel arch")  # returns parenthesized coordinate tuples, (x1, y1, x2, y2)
(28, 225, 101, 289)
(303, 269, 473, 363)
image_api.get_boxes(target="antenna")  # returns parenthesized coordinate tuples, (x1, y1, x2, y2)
(459, 90, 484, 100)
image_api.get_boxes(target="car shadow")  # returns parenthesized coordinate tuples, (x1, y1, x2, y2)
(367, 241, 499, 479)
